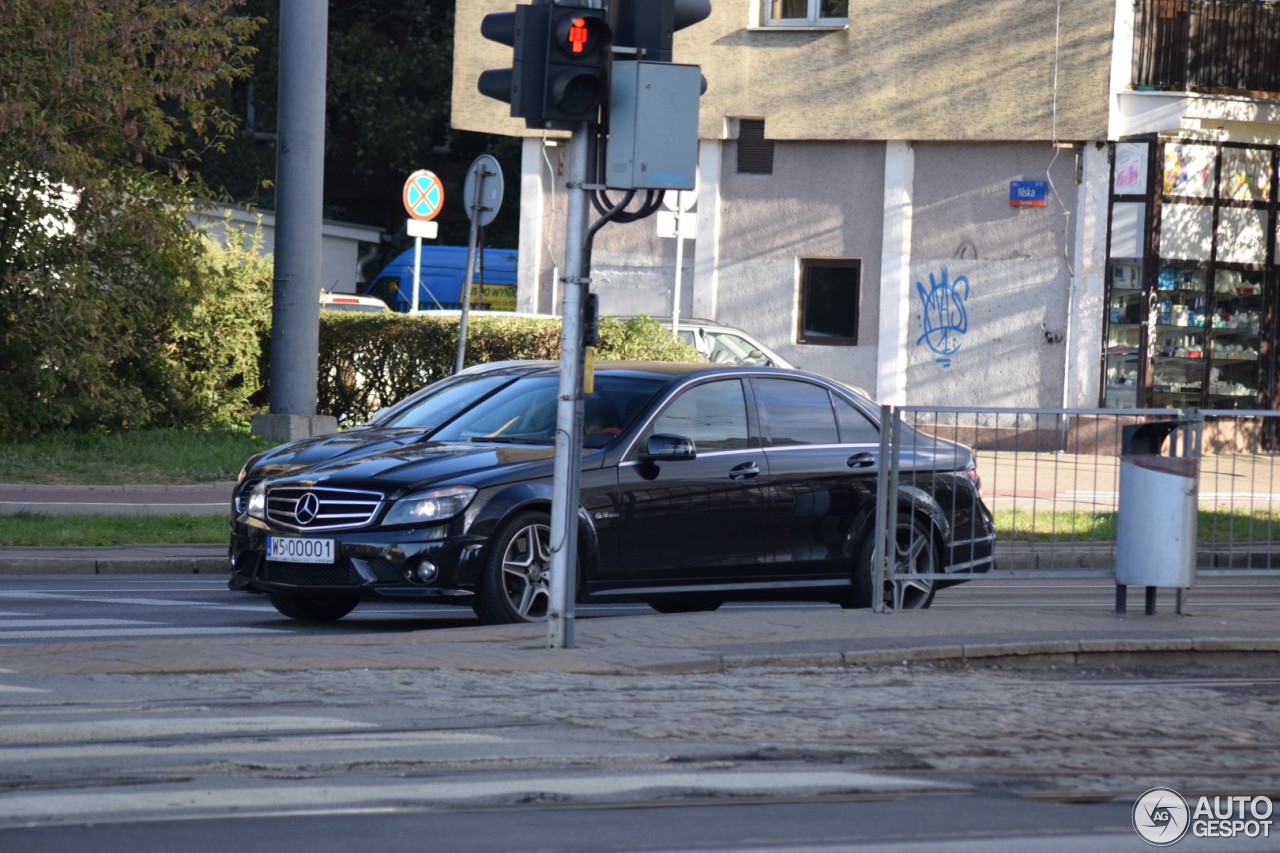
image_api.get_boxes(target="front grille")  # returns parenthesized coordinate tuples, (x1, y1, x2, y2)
(362, 560, 406, 583)
(262, 562, 358, 585)
(265, 486, 383, 531)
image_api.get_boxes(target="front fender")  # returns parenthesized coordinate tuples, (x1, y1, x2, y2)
(459, 482, 601, 590)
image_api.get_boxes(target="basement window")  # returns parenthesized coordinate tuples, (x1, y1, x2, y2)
(736, 120, 774, 175)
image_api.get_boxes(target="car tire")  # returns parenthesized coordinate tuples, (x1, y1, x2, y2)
(267, 591, 360, 622)
(844, 515, 938, 610)
(474, 510, 553, 624)
(647, 597, 724, 614)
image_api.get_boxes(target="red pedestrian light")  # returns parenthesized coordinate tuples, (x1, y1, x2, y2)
(568, 17, 588, 54)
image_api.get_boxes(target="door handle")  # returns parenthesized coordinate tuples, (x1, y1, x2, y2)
(729, 462, 760, 481)
(847, 452, 876, 469)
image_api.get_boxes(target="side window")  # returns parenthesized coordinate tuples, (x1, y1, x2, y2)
(798, 259, 861, 345)
(755, 378, 839, 446)
(652, 380, 749, 451)
(366, 275, 402, 307)
(834, 395, 880, 444)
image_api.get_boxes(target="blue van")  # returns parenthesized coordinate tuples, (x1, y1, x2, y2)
(362, 245, 518, 313)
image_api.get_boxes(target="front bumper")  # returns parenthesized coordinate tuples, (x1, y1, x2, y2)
(228, 522, 489, 602)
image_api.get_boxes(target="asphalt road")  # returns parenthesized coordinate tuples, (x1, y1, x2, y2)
(0, 574, 1277, 646)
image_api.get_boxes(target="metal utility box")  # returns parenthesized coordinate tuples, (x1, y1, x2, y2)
(606, 60, 700, 191)
(1115, 421, 1198, 614)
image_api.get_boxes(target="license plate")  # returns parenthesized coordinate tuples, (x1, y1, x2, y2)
(266, 536, 335, 564)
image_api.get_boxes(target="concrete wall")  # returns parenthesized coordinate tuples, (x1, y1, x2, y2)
(904, 143, 1079, 407)
(712, 140, 884, 387)
(452, 0, 1113, 143)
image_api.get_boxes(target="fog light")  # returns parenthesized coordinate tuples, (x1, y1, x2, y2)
(416, 561, 439, 583)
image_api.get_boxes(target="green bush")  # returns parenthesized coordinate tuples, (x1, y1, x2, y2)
(318, 313, 701, 424)
(163, 227, 274, 428)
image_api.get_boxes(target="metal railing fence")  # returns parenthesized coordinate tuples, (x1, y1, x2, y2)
(1132, 0, 1280, 95)
(872, 407, 1280, 610)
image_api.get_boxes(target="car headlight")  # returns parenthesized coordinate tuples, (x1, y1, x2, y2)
(246, 482, 266, 519)
(383, 485, 476, 527)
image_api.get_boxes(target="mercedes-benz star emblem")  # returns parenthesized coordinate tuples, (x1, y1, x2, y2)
(294, 492, 321, 525)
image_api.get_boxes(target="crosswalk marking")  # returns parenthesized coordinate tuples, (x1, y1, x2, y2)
(1, 619, 154, 628)
(0, 769, 963, 826)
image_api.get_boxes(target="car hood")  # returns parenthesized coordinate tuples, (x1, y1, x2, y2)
(245, 427, 437, 480)
(266, 441, 559, 497)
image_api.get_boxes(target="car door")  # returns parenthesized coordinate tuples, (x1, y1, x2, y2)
(754, 377, 882, 578)
(607, 378, 770, 583)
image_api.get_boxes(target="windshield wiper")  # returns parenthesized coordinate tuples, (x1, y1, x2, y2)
(468, 436, 553, 445)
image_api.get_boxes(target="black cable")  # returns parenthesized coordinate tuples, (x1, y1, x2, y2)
(590, 188, 664, 223)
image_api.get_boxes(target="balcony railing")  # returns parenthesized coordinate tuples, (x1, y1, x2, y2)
(1132, 0, 1280, 96)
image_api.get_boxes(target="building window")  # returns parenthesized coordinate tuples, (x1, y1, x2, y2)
(736, 119, 774, 174)
(798, 259, 860, 345)
(763, 0, 848, 27)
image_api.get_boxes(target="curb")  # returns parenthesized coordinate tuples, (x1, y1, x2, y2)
(0, 549, 227, 576)
(712, 639, 1280, 673)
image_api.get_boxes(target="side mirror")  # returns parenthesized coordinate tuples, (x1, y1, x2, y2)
(640, 434, 697, 462)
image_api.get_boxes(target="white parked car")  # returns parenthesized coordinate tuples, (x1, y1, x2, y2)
(617, 316, 794, 369)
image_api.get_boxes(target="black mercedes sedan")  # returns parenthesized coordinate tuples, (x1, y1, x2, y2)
(229, 362, 995, 623)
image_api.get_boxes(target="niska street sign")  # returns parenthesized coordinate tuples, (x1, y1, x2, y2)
(1009, 180, 1047, 208)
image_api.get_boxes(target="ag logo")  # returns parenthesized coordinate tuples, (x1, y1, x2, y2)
(1134, 787, 1190, 846)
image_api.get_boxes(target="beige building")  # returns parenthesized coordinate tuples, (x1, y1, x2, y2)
(452, 1, 1280, 411)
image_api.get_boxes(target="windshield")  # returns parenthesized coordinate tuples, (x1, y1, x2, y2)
(430, 374, 667, 447)
(707, 331, 775, 366)
(379, 373, 521, 429)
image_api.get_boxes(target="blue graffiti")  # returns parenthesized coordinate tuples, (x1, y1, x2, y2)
(915, 266, 969, 368)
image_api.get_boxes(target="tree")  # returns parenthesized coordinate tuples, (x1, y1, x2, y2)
(0, 0, 261, 437)
(196, 0, 522, 257)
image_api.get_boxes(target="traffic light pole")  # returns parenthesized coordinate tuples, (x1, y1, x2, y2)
(547, 125, 592, 649)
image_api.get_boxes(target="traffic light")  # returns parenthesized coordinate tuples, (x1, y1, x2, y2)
(542, 7, 611, 126)
(478, 4, 551, 128)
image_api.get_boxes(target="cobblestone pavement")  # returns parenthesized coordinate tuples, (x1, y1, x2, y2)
(9, 657, 1264, 806)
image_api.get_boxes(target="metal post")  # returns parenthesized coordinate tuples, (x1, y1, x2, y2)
(671, 208, 684, 340)
(547, 127, 591, 649)
(410, 236, 422, 315)
(268, 0, 327, 417)
(887, 410, 904, 609)
(456, 193, 484, 373)
(872, 405, 893, 614)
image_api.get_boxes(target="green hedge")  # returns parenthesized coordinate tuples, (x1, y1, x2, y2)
(318, 313, 701, 424)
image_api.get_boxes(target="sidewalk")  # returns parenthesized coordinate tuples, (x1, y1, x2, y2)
(0, 481, 234, 516)
(1, 482, 1277, 677)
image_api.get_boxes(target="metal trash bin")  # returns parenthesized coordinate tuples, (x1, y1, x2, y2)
(1115, 420, 1198, 615)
